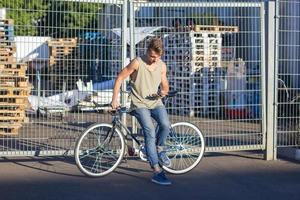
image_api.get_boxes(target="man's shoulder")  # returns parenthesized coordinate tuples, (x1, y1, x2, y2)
(127, 58, 140, 70)
(159, 60, 167, 69)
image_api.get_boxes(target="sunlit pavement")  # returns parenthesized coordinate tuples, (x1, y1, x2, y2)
(0, 151, 299, 200)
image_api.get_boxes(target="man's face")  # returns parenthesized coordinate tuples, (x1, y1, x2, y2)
(147, 49, 161, 64)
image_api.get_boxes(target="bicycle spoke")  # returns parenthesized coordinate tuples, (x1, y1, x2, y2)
(183, 134, 200, 146)
(79, 148, 97, 159)
(181, 155, 189, 169)
(92, 156, 100, 172)
(163, 123, 205, 174)
(103, 151, 118, 161)
(75, 124, 124, 177)
(184, 152, 196, 166)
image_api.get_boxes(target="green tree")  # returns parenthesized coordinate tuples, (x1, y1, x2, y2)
(0, 0, 49, 36)
(41, 1, 103, 38)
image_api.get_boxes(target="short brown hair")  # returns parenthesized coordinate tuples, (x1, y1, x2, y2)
(147, 38, 164, 55)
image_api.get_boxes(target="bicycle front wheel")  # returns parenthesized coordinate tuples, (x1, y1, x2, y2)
(75, 123, 125, 177)
(163, 122, 205, 174)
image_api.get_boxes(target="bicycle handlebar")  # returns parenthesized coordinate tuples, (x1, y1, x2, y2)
(92, 90, 178, 115)
(148, 90, 178, 100)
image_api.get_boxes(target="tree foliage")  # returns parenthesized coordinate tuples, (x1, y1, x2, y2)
(41, 1, 103, 37)
(0, 0, 49, 36)
(0, 0, 102, 37)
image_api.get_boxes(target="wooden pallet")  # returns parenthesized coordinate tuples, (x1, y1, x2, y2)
(0, 81, 27, 88)
(0, 111, 26, 125)
(0, 63, 27, 70)
(0, 75, 28, 81)
(0, 45, 16, 52)
(48, 38, 77, 47)
(16, 81, 29, 88)
(0, 19, 30, 136)
(0, 107, 24, 113)
(0, 68, 26, 77)
(0, 56, 16, 63)
(0, 40, 14, 46)
(0, 35, 14, 42)
(49, 46, 75, 53)
(0, 19, 14, 25)
(49, 52, 76, 59)
(0, 50, 14, 57)
(0, 123, 21, 136)
(0, 81, 15, 87)
(49, 58, 78, 66)
(0, 102, 28, 109)
(0, 89, 30, 97)
(0, 115, 25, 122)
(0, 96, 28, 104)
(195, 25, 239, 33)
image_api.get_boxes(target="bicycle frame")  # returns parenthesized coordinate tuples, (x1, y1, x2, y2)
(110, 112, 142, 147)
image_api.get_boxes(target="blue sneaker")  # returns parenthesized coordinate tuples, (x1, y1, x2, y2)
(151, 171, 172, 185)
(158, 151, 171, 167)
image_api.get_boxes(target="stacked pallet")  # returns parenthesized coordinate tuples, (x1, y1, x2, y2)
(164, 25, 238, 117)
(195, 25, 238, 33)
(48, 38, 83, 91)
(0, 19, 31, 135)
(190, 32, 222, 70)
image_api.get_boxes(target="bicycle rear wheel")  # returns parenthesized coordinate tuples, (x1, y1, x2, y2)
(75, 123, 125, 177)
(163, 122, 205, 174)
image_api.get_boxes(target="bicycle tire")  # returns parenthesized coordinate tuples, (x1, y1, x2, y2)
(162, 122, 205, 174)
(75, 123, 125, 177)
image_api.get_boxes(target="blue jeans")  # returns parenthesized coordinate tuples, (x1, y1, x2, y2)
(131, 106, 171, 167)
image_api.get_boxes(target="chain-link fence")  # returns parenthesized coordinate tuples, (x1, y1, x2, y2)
(0, 0, 299, 158)
(131, 1, 265, 152)
(0, 0, 126, 156)
(276, 0, 300, 148)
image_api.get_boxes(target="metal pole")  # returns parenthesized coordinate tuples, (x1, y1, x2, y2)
(265, 0, 277, 160)
(129, 0, 135, 74)
(37, 70, 41, 114)
(121, 0, 128, 128)
(129, 0, 138, 135)
(273, 0, 280, 159)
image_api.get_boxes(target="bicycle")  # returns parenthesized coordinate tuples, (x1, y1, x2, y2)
(74, 91, 205, 177)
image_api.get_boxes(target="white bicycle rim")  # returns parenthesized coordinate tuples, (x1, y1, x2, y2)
(75, 123, 125, 177)
(163, 122, 205, 174)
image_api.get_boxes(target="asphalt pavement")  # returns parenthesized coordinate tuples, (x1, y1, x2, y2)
(0, 151, 299, 200)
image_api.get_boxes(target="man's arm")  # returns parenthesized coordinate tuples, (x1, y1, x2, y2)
(111, 59, 139, 109)
(160, 62, 169, 97)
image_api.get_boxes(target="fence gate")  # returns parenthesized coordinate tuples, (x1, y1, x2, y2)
(131, 1, 266, 152)
(0, 0, 126, 156)
(0, 0, 268, 157)
(276, 0, 300, 150)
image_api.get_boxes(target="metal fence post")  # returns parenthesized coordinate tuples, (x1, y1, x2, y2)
(265, 0, 277, 160)
(121, 0, 128, 128)
(129, 0, 138, 135)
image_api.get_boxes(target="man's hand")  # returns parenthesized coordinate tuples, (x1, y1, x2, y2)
(159, 90, 168, 97)
(111, 100, 120, 110)
(149, 91, 168, 100)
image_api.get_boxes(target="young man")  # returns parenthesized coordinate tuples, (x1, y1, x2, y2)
(111, 38, 172, 185)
